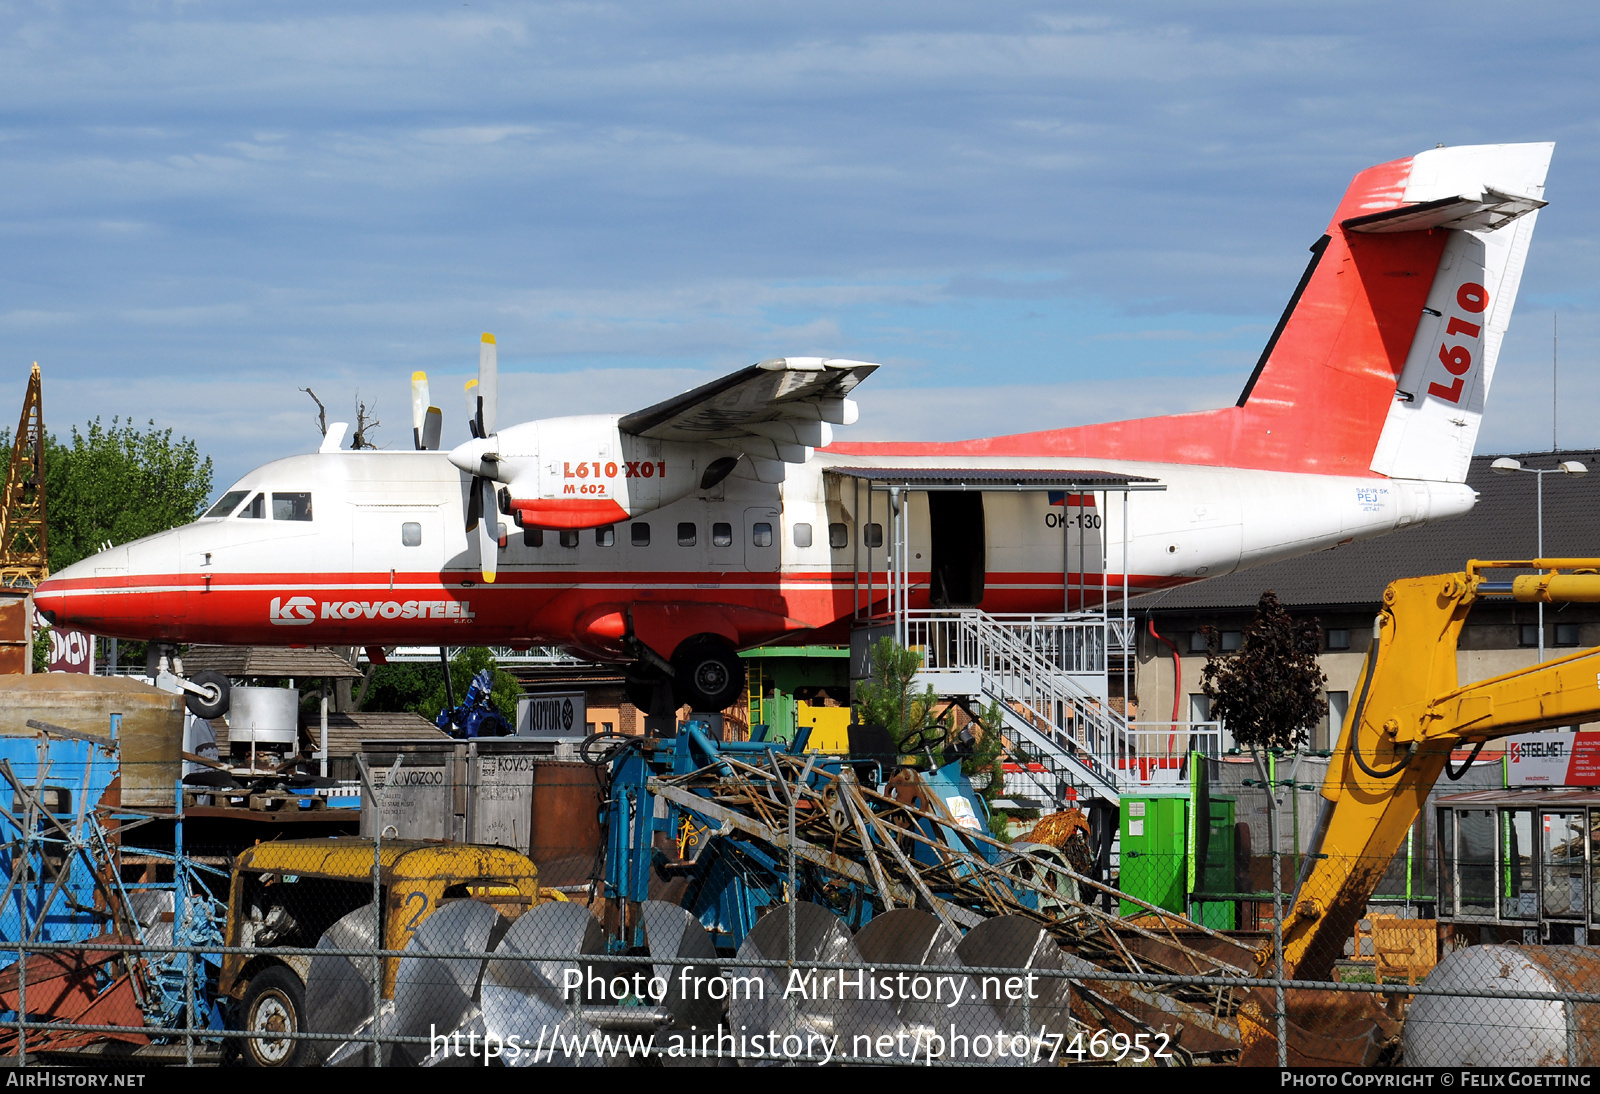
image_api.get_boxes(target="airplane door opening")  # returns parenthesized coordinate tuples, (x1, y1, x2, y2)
(928, 491, 984, 608)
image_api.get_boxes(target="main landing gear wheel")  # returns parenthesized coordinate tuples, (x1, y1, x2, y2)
(237, 964, 308, 1067)
(185, 669, 231, 719)
(670, 636, 743, 712)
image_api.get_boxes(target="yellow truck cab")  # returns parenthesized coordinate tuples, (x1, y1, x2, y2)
(220, 837, 549, 1067)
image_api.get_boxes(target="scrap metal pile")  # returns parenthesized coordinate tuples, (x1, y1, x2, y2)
(591, 723, 1281, 1064)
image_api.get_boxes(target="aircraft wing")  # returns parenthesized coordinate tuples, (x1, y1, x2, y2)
(617, 357, 878, 465)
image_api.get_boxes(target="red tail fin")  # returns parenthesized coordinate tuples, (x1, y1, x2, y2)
(831, 144, 1551, 478)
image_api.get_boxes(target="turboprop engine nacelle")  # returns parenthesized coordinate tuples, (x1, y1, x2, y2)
(448, 413, 738, 530)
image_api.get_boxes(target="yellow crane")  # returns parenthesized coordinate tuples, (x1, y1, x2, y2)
(1278, 557, 1600, 980)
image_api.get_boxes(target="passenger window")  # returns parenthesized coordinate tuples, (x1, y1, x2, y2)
(864, 522, 883, 548)
(239, 493, 266, 519)
(272, 492, 313, 521)
(401, 522, 422, 547)
(524, 527, 544, 548)
(752, 523, 772, 548)
(677, 522, 697, 547)
(559, 529, 579, 549)
(712, 522, 732, 548)
(595, 525, 615, 547)
(204, 490, 249, 519)
(829, 523, 848, 549)
(631, 522, 650, 547)
(792, 523, 813, 548)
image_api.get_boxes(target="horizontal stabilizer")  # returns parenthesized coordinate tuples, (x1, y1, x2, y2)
(1343, 188, 1547, 235)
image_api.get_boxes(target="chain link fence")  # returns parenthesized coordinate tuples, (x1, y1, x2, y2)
(0, 752, 1594, 1067)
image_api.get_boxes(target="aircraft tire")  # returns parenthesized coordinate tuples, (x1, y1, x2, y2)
(671, 636, 743, 712)
(185, 669, 231, 719)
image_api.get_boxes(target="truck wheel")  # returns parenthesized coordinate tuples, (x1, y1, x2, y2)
(185, 669, 231, 719)
(671, 636, 743, 712)
(237, 965, 307, 1067)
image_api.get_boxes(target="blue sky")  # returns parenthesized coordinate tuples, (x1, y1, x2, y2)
(2, 2, 1597, 493)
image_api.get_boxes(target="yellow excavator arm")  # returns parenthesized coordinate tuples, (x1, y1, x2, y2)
(1276, 559, 1600, 980)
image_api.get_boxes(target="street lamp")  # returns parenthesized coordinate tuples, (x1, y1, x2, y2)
(1490, 457, 1589, 659)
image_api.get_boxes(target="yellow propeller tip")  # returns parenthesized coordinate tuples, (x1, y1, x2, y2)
(482, 573, 496, 584)
(412, 371, 427, 382)
(481, 333, 496, 344)
(465, 379, 479, 392)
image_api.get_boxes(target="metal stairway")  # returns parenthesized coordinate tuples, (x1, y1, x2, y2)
(902, 609, 1219, 808)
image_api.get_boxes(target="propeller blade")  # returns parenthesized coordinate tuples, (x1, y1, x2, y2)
(421, 407, 442, 451)
(465, 379, 481, 439)
(466, 474, 482, 531)
(411, 372, 430, 450)
(478, 477, 498, 584)
(479, 333, 497, 437)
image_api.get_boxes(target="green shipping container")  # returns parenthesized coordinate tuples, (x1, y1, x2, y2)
(1119, 795, 1188, 916)
(1195, 796, 1236, 930)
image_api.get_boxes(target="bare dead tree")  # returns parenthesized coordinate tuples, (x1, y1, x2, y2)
(350, 393, 380, 450)
(300, 388, 327, 437)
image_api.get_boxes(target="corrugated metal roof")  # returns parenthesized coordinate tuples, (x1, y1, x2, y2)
(1437, 787, 1600, 807)
(828, 466, 1158, 487)
(185, 646, 365, 679)
(300, 711, 449, 757)
(213, 710, 446, 757)
(1133, 450, 1600, 611)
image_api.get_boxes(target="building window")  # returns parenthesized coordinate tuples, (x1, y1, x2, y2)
(524, 527, 543, 548)
(1220, 631, 1243, 652)
(559, 529, 579, 549)
(793, 523, 813, 548)
(1326, 628, 1350, 650)
(864, 523, 883, 548)
(752, 523, 772, 547)
(401, 522, 422, 547)
(1188, 631, 1208, 654)
(1323, 691, 1349, 752)
(1520, 624, 1541, 647)
(631, 522, 650, 546)
(829, 523, 848, 549)
(1191, 693, 1232, 752)
(1555, 623, 1582, 647)
(712, 522, 733, 547)
(678, 522, 696, 547)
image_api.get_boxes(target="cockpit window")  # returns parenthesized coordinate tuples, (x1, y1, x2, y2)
(272, 492, 313, 521)
(238, 493, 266, 519)
(204, 490, 249, 519)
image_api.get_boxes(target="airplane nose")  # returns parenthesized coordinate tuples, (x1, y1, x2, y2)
(447, 435, 502, 480)
(34, 575, 63, 625)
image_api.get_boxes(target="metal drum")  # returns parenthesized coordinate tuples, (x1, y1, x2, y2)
(1404, 945, 1600, 1066)
(228, 686, 300, 749)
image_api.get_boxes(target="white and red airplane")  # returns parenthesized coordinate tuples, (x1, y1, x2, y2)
(35, 142, 1553, 712)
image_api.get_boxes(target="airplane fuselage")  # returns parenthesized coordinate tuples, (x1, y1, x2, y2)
(36, 446, 1474, 662)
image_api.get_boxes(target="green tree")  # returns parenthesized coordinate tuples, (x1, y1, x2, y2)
(853, 635, 1008, 811)
(361, 648, 521, 722)
(42, 417, 214, 573)
(854, 636, 944, 753)
(1199, 591, 1327, 755)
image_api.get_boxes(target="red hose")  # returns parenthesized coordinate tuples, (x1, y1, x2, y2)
(1147, 618, 1182, 757)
